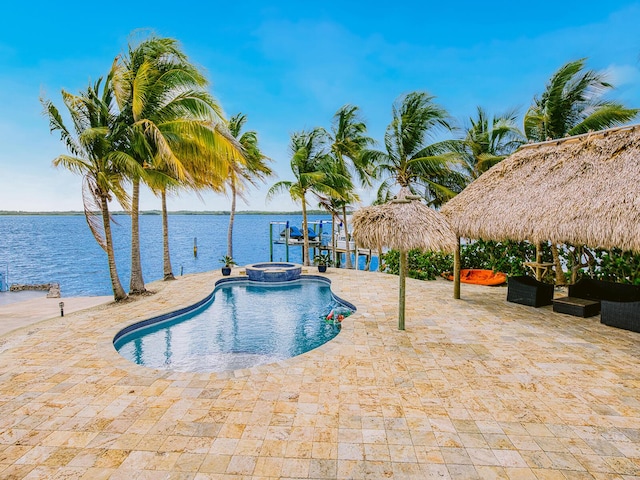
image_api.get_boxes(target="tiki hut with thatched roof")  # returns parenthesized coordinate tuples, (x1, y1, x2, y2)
(441, 124, 640, 295)
(352, 187, 457, 330)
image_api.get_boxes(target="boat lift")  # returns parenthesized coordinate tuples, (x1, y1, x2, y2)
(268, 220, 379, 270)
(269, 220, 325, 262)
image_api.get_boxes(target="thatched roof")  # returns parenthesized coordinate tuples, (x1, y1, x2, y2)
(441, 124, 640, 251)
(352, 188, 457, 253)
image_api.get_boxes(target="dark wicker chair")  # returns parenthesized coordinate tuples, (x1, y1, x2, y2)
(601, 300, 640, 333)
(562, 278, 640, 332)
(507, 275, 554, 307)
(568, 278, 640, 302)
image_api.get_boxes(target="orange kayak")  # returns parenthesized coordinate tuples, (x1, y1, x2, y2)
(446, 269, 507, 286)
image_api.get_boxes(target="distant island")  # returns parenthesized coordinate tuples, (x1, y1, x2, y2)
(0, 210, 338, 216)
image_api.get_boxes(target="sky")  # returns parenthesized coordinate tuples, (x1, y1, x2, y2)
(1, 1, 639, 212)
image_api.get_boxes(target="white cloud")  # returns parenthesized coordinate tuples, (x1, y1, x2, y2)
(605, 63, 640, 87)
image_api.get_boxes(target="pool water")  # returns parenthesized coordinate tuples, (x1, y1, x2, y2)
(114, 278, 354, 373)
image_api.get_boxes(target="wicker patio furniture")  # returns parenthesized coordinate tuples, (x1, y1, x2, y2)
(552, 296, 600, 317)
(507, 275, 554, 307)
(601, 300, 640, 333)
(553, 278, 640, 321)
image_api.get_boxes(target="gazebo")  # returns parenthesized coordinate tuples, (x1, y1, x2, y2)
(352, 188, 457, 330)
(441, 124, 640, 298)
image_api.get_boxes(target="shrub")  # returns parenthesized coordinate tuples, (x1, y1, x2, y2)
(586, 248, 640, 285)
(381, 249, 453, 280)
(380, 241, 640, 285)
(381, 240, 553, 281)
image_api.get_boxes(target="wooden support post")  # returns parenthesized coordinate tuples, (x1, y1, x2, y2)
(536, 243, 542, 281)
(454, 237, 461, 299)
(285, 225, 289, 262)
(399, 249, 407, 330)
(269, 224, 273, 261)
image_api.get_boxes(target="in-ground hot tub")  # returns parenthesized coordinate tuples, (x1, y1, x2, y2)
(245, 262, 302, 282)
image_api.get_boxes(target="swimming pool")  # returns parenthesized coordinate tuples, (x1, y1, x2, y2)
(113, 277, 355, 373)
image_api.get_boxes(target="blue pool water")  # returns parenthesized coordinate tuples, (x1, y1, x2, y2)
(114, 278, 355, 373)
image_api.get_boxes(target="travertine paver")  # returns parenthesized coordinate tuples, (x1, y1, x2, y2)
(0, 268, 639, 479)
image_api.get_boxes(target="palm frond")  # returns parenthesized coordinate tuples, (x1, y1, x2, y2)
(82, 176, 107, 252)
(52, 155, 93, 175)
(267, 180, 297, 201)
(524, 58, 635, 142)
(568, 103, 639, 135)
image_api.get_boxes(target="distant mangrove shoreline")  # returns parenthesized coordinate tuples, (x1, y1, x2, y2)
(0, 210, 335, 216)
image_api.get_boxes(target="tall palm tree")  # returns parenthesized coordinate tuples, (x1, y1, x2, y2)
(226, 113, 273, 259)
(42, 75, 134, 301)
(146, 170, 181, 281)
(459, 106, 524, 182)
(150, 123, 239, 282)
(524, 58, 639, 284)
(113, 35, 234, 293)
(267, 128, 346, 266)
(327, 105, 374, 268)
(362, 91, 459, 207)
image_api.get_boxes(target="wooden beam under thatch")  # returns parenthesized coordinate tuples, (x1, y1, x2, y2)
(441, 124, 640, 252)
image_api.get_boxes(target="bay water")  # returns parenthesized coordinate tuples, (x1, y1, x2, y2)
(0, 214, 376, 297)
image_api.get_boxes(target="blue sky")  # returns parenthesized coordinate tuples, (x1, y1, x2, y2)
(1, 1, 639, 212)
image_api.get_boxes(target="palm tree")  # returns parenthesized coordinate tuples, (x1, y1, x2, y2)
(225, 113, 273, 259)
(524, 58, 639, 284)
(459, 106, 524, 182)
(146, 170, 181, 281)
(524, 58, 638, 141)
(315, 194, 344, 266)
(42, 75, 133, 301)
(113, 35, 234, 292)
(313, 159, 359, 268)
(327, 105, 374, 268)
(362, 91, 459, 207)
(149, 124, 239, 282)
(267, 128, 346, 266)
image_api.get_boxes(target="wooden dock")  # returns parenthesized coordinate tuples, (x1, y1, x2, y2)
(268, 220, 383, 271)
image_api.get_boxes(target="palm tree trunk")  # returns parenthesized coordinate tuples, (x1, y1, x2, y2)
(453, 237, 461, 299)
(301, 194, 310, 266)
(100, 196, 127, 301)
(129, 177, 146, 294)
(161, 190, 174, 281)
(342, 205, 352, 269)
(227, 180, 237, 259)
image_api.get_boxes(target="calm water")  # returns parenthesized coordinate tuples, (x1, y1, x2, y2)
(0, 214, 376, 297)
(114, 279, 351, 372)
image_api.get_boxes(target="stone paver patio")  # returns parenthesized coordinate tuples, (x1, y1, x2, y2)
(1, 268, 639, 479)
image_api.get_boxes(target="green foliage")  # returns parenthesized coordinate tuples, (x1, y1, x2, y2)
(381, 241, 640, 286)
(219, 255, 236, 267)
(313, 253, 332, 266)
(382, 249, 453, 280)
(524, 58, 638, 141)
(381, 240, 553, 281)
(585, 249, 640, 285)
(361, 91, 459, 207)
